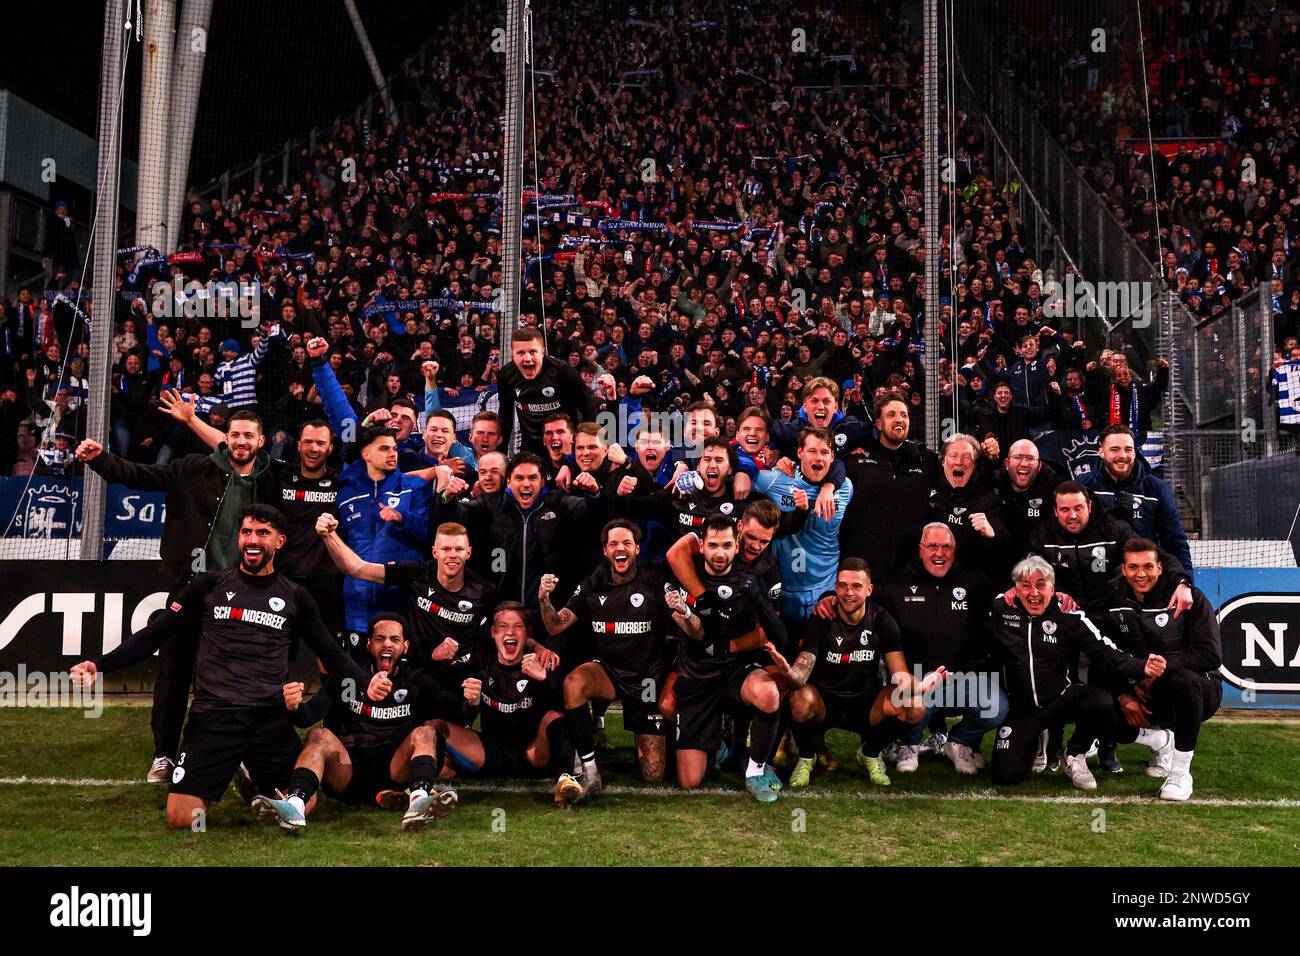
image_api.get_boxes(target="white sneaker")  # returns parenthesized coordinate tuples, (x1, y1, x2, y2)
(944, 740, 980, 775)
(1063, 753, 1097, 791)
(1160, 772, 1193, 801)
(1146, 730, 1175, 778)
(881, 741, 901, 763)
(894, 744, 920, 773)
(147, 756, 175, 784)
(1031, 730, 1049, 773)
(1084, 739, 1099, 759)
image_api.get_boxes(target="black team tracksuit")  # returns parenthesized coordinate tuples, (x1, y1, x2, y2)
(1098, 575, 1223, 753)
(987, 597, 1150, 785)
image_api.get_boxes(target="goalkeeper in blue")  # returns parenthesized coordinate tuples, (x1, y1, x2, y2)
(752, 427, 853, 627)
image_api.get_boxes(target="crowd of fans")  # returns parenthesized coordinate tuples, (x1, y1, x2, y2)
(1006, 0, 1300, 353)
(3, 0, 1283, 484)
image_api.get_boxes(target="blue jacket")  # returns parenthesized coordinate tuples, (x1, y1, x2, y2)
(1006, 356, 1053, 409)
(1080, 454, 1193, 573)
(335, 459, 432, 630)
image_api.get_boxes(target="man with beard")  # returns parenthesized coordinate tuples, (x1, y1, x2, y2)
(315, 519, 497, 701)
(1080, 425, 1193, 572)
(158, 391, 347, 646)
(996, 438, 1064, 578)
(454, 452, 600, 609)
(1099, 539, 1221, 800)
(615, 436, 740, 539)
(497, 327, 596, 456)
(776, 560, 943, 789)
(70, 506, 376, 829)
(840, 398, 938, 581)
(928, 434, 1008, 570)
(539, 520, 681, 791)
(75, 411, 279, 784)
(988, 555, 1168, 791)
(672, 516, 790, 802)
(255, 613, 463, 833)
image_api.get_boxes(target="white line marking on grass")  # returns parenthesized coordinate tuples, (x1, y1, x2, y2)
(2, 776, 1298, 807)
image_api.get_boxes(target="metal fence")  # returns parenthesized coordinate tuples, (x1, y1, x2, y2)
(951, 0, 1297, 561)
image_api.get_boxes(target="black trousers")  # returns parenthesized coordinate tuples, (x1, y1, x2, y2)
(151, 584, 199, 759)
(1112, 669, 1222, 751)
(991, 684, 1117, 785)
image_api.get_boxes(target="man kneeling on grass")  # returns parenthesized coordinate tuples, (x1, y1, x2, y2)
(988, 556, 1169, 791)
(767, 559, 946, 789)
(1098, 539, 1222, 801)
(253, 612, 464, 834)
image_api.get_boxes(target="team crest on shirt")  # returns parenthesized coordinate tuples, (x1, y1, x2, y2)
(631, 593, 644, 608)
(458, 600, 473, 612)
(1028, 498, 1043, 509)
(349, 632, 360, 646)
(387, 495, 401, 508)
(860, 630, 869, 645)
(998, 726, 1012, 739)
(517, 679, 529, 692)
(542, 386, 555, 398)
(1156, 612, 1169, 627)
(952, 587, 966, 601)
(719, 502, 734, 515)
(717, 585, 733, 600)
(394, 689, 408, 703)
(269, 597, 285, 612)
(835, 433, 847, 446)
(1042, 620, 1057, 635)
(952, 507, 967, 515)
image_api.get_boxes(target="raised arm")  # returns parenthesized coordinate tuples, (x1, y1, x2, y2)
(314, 513, 385, 581)
(159, 388, 224, 449)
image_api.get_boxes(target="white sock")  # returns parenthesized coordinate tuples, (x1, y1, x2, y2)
(745, 758, 765, 778)
(1170, 749, 1194, 776)
(408, 787, 428, 803)
(582, 757, 598, 775)
(1135, 727, 1166, 748)
(287, 795, 305, 814)
(594, 715, 605, 729)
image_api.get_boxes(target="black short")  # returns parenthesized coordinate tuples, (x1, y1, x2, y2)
(673, 662, 764, 751)
(324, 744, 401, 806)
(169, 707, 300, 803)
(815, 686, 881, 736)
(475, 734, 547, 778)
(594, 660, 666, 736)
